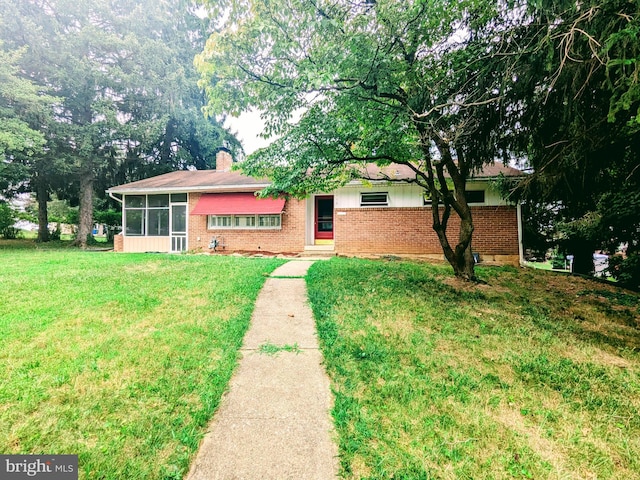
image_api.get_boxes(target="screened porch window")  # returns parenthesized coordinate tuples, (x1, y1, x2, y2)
(124, 194, 182, 236)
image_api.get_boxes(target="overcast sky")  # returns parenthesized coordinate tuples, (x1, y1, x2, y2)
(224, 110, 273, 156)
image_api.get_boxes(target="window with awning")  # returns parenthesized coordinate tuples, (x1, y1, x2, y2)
(192, 193, 285, 230)
(190, 192, 285, 215)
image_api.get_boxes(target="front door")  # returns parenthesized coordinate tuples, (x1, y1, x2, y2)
(314, 196, 334, 241)
(170, 204, 187, 252)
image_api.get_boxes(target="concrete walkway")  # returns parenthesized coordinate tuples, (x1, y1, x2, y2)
(185, 260, 339, 480)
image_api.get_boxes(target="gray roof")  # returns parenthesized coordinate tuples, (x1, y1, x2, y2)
(108, 162, 523, 194)
(107, 170, 269, 194)
(354, 162, 523, 182)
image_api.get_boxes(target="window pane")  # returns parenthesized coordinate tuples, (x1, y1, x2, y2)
(360, 192, 388, 206)
(208, 215, 232, 228)
(125, 195, 145, 208)
(235, 215, 256, 227)
(171, 193, 187, 203)
(148, 209, 169, 236)
(125, 209, 144, 235)
(258, 215, 281, 227)
(148, 194, 169, 207)
(172, 205, 187, 233)
(465, 190, 485, 204)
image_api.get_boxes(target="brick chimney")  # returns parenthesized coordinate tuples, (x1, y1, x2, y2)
(215, 149, 233, 172)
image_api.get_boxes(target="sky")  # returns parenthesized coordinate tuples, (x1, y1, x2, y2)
(224, 109, 273, 156)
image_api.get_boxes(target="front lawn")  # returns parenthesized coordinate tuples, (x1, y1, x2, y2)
(308, 258, 640, 479)
(0, 249, 284, 479)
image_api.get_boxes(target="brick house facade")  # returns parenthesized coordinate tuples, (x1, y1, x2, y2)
(187, 193, 307, 254)
(107, 151, 523, 264)
(334, 206, 519, 260)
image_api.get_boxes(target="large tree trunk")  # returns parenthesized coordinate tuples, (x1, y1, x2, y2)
(420, 135, 476, 281)
(453, 212, 476, 280)
(74, 169, 94, 248)
(35, 179, 50, 243)
(431, 205, 476, 281)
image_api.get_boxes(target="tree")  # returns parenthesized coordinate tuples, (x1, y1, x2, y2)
(0, 48, 48, 159)
(514, 0, 640, 281)
(0, 0, 240, 246)
(0, 45, 56, 197)
(197, 0, 530, 280)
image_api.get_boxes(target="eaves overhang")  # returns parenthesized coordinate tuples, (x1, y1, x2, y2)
(106, 183, 271, 195)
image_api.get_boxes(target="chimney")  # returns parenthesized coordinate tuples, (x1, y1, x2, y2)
(215, 149, 233, 172)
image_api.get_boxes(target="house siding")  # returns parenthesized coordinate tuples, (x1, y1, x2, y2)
(333, 205, 519, 263)
(121, 236, 171, 253)
(188, 193, 307, 254)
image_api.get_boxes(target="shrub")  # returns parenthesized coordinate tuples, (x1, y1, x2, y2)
(0, 203, 17, 238)
(609, 252, 640, 291)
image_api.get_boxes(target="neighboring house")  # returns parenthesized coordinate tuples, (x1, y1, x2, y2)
(107, 150, 524, 264)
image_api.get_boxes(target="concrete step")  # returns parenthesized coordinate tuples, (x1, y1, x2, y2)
(299, 245, 335, 258)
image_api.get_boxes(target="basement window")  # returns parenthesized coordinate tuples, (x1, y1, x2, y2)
(360, 192, 389, 206)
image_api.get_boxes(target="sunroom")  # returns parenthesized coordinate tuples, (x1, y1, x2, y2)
(122, 193, 189, 252)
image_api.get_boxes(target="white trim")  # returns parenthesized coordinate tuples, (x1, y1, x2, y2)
(107, 184, 269, 195)
(517, 202, 524, 265)
(170, 202, 189, 252)
(108, 191, 123, 204)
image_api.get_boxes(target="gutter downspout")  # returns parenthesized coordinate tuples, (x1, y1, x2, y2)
(108, 191, 123, 204)
(108, 191, 124, 248)
(517, 202, 524, 266)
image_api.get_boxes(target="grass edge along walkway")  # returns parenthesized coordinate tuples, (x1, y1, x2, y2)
(186, 259, 339, 479)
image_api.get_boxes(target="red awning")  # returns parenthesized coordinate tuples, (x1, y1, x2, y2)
(190, 193, 285, 215)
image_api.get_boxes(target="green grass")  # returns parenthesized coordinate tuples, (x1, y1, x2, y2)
(0, 248, 284, 479)
(307, 257, 640, 479)
(0, 238, 110, 251)
(257, 342, 301, 356)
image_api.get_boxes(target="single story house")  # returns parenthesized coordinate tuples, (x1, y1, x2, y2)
(107, 150, 524, 264)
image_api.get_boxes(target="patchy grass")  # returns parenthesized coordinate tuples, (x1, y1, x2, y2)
(307, 257, 640, 480)
(257, 342, 301, 356)
(0, 249, 284, 479)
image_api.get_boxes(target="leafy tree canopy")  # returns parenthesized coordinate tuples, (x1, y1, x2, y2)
(197, 0, 533, 279)
(0, 0, 241, 245)
(514, 0, 640, 285)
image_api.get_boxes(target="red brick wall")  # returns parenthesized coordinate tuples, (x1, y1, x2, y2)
(113, 233, 123, 252)
(334, 206, 519, 257)
(188, 194, 307, 254)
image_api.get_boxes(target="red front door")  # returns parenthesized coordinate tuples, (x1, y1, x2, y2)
(314, 196, 334, 240)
